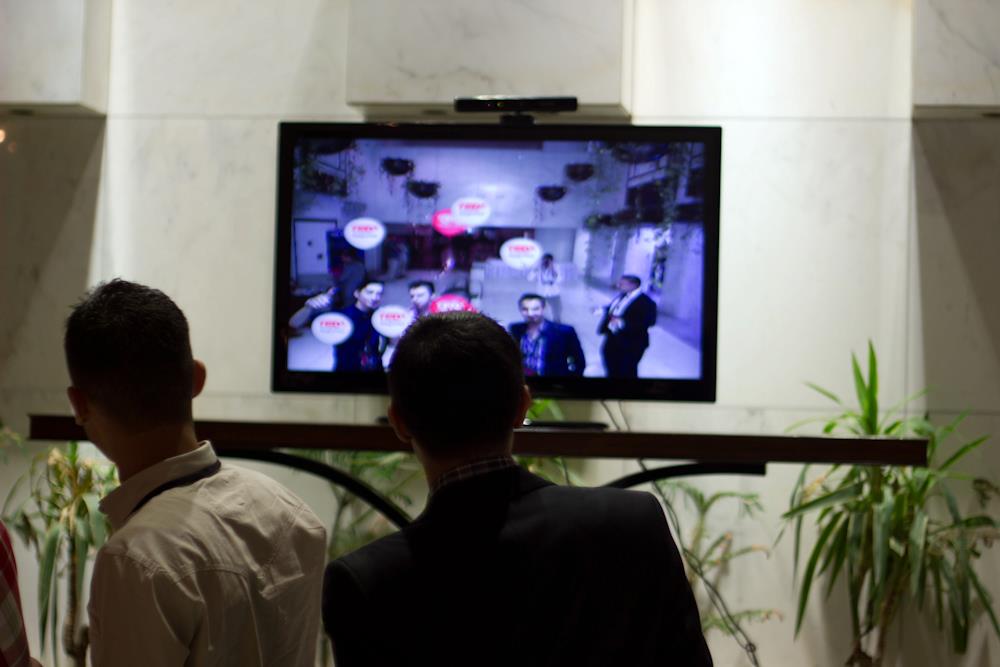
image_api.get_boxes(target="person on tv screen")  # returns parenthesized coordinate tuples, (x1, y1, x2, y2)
(598, 274, 658, 378)
(321, 312, 712, 666)
(289, 279, 386, 372)
(334, 248, 366, 309)
(407, 280, 436, 319)
(508, 293, 584, 377)
(526, 253, 562, 322)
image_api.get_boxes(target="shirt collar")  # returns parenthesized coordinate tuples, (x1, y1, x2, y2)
(100, 442, 218, 531)
(429, 455, 518, 496)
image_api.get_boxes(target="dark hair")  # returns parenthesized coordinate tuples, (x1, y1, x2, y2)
(64, 279, 195, 427)
(518, 293, 546, 307)
(388, 312, 524, 455)
(542, 253, 554, 262)
(620, 274, 642, 288)
(357, 279, 384, 292)
(408, 280, 436, 294)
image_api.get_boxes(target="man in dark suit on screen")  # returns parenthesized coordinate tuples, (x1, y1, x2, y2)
(508, 293, 586, 377)
(599, 274, 658, 378)
(322, 311, 712, 667)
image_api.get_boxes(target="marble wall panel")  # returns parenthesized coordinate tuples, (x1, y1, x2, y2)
(910, 120, 1000, 412)
(108, 0, 356, 118)
(914, 0, 1000, 108)
(0, 1, 85, 103)
(0, 117, 104, 392)
(345, 0, 631, 110)
(706, 119, 912, 411)
(632, 0, 911, 119)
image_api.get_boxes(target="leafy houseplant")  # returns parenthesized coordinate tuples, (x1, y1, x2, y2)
(784, 344, 1000, 666)
(659, 480, 781, 636)
(2, 440, 118, 667)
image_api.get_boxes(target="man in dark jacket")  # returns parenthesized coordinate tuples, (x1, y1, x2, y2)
(322, 312, 711, 667)
(508, 293, 585, 377)
(598, 274, 658, 378)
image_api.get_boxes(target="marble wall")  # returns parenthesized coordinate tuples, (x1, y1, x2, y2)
(2, 1, 1000, 665)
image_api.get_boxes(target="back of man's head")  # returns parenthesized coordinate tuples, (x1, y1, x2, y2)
(388, 312, 524, 457)
(64, 279, 195, 428)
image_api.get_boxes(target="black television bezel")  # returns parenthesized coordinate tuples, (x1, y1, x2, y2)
(272, 122, 721, 402)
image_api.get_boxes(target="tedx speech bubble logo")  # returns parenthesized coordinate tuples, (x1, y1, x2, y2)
(450, 197, 491, 227)
(499, 237, 542, 270)
(429, 294, 476, 314)
(432, 209, 466, 238)
(344, 217, 386, 250)
(311, 312, 354, 346)
(371, 305, 414, 338)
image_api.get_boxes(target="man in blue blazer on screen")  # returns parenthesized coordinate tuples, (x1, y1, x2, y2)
(508, 293, 586, 377)
(322, 312, 712, 667)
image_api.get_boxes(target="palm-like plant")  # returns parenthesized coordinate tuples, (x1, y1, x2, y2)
(784, 343, 1000, 666)
(3, 441, 117, 667)
(659, 480, 781, 635)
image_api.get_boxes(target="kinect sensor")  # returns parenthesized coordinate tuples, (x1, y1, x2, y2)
(453, 96, 579, 114)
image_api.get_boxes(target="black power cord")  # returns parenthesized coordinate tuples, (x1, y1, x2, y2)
(639, 460, 763, 666)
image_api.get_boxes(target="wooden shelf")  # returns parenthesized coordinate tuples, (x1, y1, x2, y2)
(29, 414, 927, 466)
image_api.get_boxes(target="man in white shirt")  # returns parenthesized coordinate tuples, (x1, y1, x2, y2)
(64, 279, 327, 666)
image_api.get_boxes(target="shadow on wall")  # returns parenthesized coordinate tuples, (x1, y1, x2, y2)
(910, 120, 1000, 666)
(912, 120, 1000, 413)
(0, 116, 105, 425)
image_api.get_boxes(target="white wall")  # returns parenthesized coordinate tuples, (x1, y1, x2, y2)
(2, 1, 999, 665)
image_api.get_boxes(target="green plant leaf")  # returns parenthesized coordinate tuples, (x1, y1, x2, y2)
(37, 523, 61, 653)
(822, 515, 850, 598)
(969, 567, 1000, 640)
(872, 489, 895, 596)
(938, 435, 989, 472)
(806, 382, 843, 406)
(83, 493, 107, 547)
(866, 342, 879, 434)
(851, 353, 870, 431)
(909, 509, 929, 602)
(782, 483, 864, 520)
(795, 514, 843, 636)
(74, 530, 88, 609)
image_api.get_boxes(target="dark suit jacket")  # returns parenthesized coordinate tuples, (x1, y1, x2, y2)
(598, 292, 658, 351)
(508, 321, 586, 377)
(323, 466, 712, 667)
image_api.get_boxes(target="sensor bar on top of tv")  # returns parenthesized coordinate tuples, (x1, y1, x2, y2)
(454, 96, 579, 114)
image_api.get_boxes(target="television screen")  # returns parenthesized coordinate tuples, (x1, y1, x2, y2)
(273, 122, 720, 401)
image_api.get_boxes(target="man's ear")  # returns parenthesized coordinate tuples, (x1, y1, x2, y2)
(514, 384, 533, 427)
(67, 386, 89, 426)
(192, 360, 207, 398)
(386, 402, 412, 445)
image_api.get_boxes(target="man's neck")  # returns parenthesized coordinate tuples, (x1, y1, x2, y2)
(418, 444, 513, 490)
(107, 421, 202, 482)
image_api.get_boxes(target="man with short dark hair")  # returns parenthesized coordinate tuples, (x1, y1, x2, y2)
(508, 293, 585, 377)
(599, 274, 658, 378)
(407, 279, 436, 318)
(66, 279, 326, 667)
(290, 279, 386, 371)
(322, 312, 711, 667)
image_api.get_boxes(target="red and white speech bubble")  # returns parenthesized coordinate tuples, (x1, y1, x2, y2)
(500, 237, 542, 270)
(344, 217, 386, 250)
(432, 209, 466, 237)
(450, 197, 491, 227)
(371, 305, 414, 338)
(311, 312, 354, 345)
(429, 294, 477, 314)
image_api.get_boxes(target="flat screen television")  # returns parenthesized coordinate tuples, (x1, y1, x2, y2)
(272, 122, 720, 401)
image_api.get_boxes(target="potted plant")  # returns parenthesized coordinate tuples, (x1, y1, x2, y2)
(783, 343, 1000, 666)
(3, 439, 117, 667)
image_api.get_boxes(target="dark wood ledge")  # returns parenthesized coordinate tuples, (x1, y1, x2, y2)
(29, 414, 927, 466)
